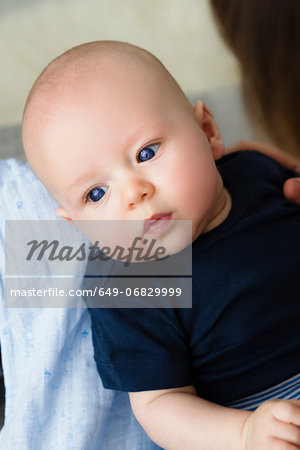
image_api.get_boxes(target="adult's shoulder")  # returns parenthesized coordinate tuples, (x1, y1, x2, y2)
(217, 149, 291, 182)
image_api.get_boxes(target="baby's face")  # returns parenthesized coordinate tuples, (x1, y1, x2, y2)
(31, 60, 225, 254)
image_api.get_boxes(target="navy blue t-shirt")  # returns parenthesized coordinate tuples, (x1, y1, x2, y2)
(88, 151, 300, 405)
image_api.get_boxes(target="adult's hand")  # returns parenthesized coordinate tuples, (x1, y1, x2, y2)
(283, 178, 300, 206)
(226, 140, 300, 206)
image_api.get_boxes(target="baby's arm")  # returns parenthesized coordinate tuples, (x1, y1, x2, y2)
(130, 386, 300, 450)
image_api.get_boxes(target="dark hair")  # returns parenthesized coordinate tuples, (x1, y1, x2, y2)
(210, 0, 300, 156)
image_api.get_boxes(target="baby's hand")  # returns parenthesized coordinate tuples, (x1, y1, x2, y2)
(241, 399, 300, 449)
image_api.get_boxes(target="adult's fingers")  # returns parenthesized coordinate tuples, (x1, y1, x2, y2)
(283, 178, 300, 205)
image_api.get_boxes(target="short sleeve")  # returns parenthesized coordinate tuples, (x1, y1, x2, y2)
(89, 306, 193, 392)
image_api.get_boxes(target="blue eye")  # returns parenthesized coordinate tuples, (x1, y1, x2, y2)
(137, 144, 159, 162)
(88, 186, 108, 202)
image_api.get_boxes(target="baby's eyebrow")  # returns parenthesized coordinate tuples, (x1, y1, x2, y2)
(67, 173, 95, 195)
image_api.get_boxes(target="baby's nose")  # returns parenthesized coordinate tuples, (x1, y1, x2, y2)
(122, 177, 155, 209)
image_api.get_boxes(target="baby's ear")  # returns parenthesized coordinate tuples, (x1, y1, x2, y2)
(56, 206, 73, 222)
(194, 100, 225, 160)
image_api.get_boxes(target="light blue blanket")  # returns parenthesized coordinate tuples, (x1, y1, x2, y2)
(0, 159, 159, 450)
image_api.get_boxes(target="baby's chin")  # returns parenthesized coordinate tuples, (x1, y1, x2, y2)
(73, 218, 192, 264)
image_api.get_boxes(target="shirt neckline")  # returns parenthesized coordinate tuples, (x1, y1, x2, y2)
(193, 170, 249, 250)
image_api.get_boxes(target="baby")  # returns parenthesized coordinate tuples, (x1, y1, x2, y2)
(22, 41, 300, 449)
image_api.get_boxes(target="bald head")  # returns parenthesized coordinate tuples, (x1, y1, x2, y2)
(22, 41, 194, 204)
(23, 41, 190, 164)
(23, 41, 177, 119)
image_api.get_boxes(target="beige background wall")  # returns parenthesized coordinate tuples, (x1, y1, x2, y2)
(0, 0, 240, 127)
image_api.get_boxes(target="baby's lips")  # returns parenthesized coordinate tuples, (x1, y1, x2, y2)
(143, 212, 173, 234)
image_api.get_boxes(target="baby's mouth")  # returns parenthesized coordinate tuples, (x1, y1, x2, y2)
(143, 213, 173, 235)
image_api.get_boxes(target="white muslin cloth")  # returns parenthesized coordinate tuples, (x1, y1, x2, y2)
(0, 159, 158, 450)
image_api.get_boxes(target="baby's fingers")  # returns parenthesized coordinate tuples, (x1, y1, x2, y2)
(272, 441, 300, 450)
(272, 400, 300, 426)
(272, 421, 300, 447)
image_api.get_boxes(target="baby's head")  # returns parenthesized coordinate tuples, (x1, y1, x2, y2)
(22, 41, 228, 253)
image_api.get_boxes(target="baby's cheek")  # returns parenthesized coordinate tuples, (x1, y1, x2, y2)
(181, 166, 219, 212)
